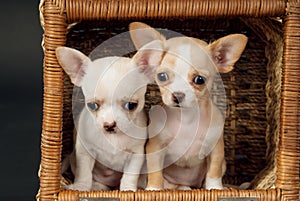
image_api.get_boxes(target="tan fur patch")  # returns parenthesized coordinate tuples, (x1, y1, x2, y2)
(162, 54, 176, 67)
(188, 70, 207, 91)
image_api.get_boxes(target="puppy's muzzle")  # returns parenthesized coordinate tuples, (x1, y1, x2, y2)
(103, 121, 117, 133)
(172, 92, 185, 104)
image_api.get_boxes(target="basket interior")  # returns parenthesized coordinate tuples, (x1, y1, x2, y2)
(61, 17, 282, 189)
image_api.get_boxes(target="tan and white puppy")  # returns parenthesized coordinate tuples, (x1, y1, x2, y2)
(56, 40, 162, 191)
(129, 22, 247, 190)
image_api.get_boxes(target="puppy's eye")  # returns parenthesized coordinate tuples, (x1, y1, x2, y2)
(124, 102, 138, 111)
(87, 102, 99, 111)
(157, 72, 169, 82)
(193, 75, 206, 85)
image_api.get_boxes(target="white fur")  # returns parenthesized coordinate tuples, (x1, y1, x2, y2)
(205, 177, 224, 190)
(56, 41, 163, 191)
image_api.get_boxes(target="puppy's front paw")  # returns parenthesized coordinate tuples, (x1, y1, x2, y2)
(205, 177, 224, 190)
(145, 186, 162, 191)
(65, 183, 91, 191)
(120, 183, 137, 192)
(177, 185, 191, 190)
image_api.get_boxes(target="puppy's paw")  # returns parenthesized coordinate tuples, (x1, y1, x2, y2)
(120, 183, 137, 192)
(177, 185, 191, 190)
(65, 183, 91, 191)
(205, 177, 224, 190)
(145, 186, 162, 191)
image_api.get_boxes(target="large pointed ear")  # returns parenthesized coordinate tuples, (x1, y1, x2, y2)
(129, 22, 166, 50)
(55, 47, 91, 86)
(209, 34, 247, 73)
(133, 40, 164, 82)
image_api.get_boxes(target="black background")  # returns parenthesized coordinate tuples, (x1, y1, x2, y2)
(0, 1, 43, 200)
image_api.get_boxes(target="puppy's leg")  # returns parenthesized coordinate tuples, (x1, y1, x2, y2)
(163, 178, 178, 190)
(145, 136, 165, 190)
(177, 185, 192, 190)
(205, 134, 226, 190)
(67, 139, 95, 191)
(120, 147, 145, 191)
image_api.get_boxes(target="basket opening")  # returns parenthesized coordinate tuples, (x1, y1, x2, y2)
(61, 17, 282, 190)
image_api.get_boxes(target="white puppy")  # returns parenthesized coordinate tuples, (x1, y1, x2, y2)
(130, 22, 247, 190)
(56, 40, 162, 191)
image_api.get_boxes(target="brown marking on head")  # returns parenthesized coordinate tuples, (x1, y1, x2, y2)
(188, 70, 207, 92)
(161, 53, 176, 68)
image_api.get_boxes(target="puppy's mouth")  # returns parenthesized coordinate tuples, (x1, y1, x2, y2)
(102, 126, 119, 134)
(105, 129, 117, 134)
(169, 102, 194, 109)
(168, 103, 183, 108)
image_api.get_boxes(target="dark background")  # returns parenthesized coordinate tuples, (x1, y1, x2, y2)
(0, 1, 43, 200)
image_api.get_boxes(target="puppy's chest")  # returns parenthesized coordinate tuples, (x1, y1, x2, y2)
(166, 135, 206, 167)
(95, 134, 138, 167)
(163, 114, 209, 167)
(102, 134, 141, 155)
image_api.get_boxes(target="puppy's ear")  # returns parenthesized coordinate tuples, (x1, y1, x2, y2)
(133, 40, 164, 82)
(129, 22, 166, 50)
(209, 34, 247, 73)
(56, 47, 91, 86)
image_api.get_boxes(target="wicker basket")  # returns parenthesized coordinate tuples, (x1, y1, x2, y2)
(38, 0, 300, 200)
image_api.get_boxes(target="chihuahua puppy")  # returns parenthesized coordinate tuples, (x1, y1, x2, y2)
(129, 22, 247, 190)
(56, 40, 162, 191)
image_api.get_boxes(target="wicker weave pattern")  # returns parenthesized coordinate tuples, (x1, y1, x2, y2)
(276, 1, 300, 200)
(39, 1, 67, 200)
(38, 0, 300, 201)
(58, 189, 281, 201)
(61, 0, 286, 21)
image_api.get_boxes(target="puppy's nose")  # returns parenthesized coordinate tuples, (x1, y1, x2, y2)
(103, 121, 117, 132)
(172, 92, 185, 104)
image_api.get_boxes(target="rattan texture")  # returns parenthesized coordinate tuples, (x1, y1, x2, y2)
(38, 0, 299, 201)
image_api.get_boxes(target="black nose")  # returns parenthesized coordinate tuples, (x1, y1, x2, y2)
(103, 121, 116, 132)
(172, 92, 185, 104)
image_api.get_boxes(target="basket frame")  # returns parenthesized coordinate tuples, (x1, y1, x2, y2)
(38, 0, 300, 200)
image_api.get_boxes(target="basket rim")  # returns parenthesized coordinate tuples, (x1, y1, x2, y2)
(39, 0, 287, 30)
